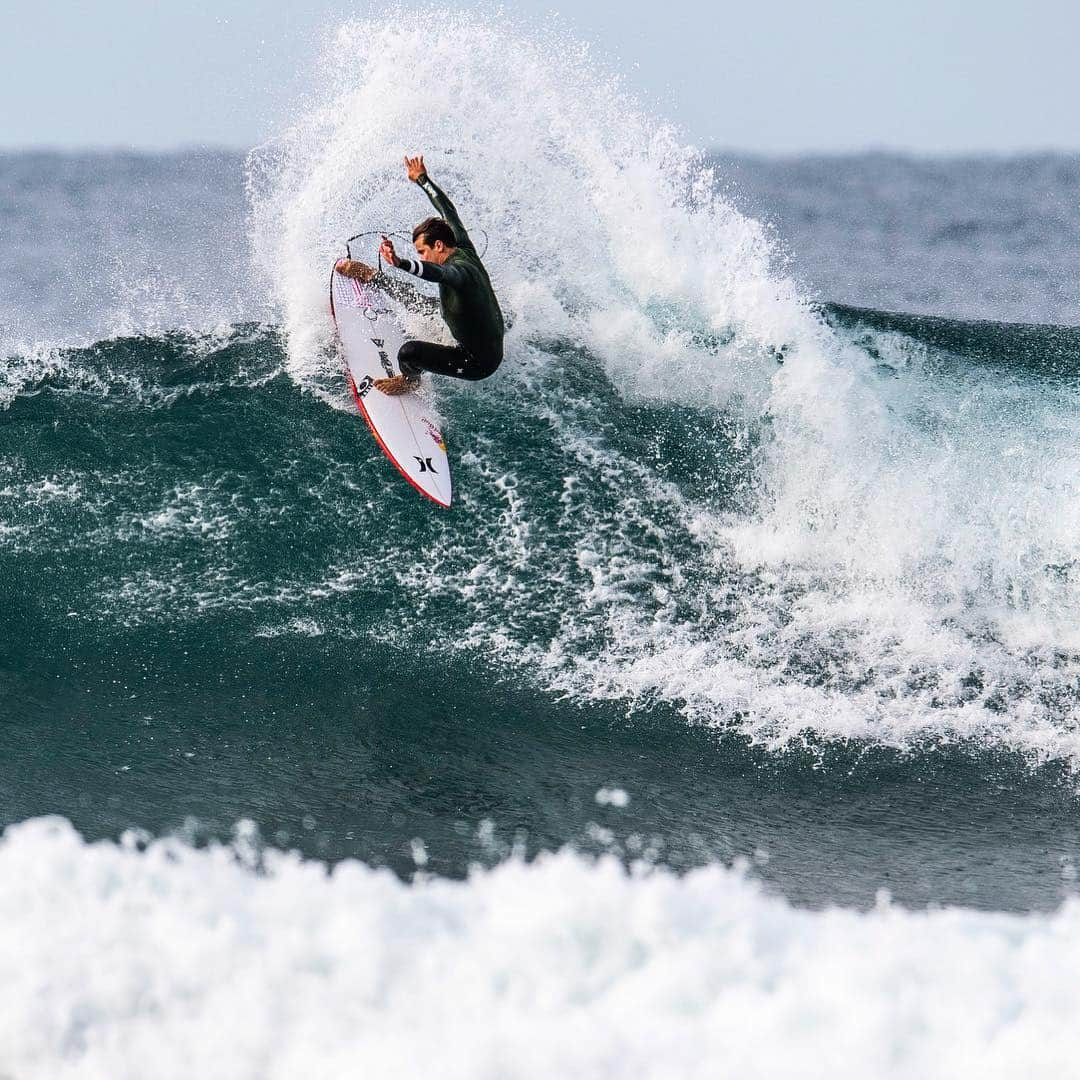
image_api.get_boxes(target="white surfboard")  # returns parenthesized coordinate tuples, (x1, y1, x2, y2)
(330, 265, 452, 508)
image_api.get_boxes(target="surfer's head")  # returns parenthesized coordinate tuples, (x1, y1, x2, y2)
(412, 217, 456, 265)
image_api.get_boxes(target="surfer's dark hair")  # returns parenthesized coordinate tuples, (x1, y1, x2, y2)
(413, 217, 456, 248)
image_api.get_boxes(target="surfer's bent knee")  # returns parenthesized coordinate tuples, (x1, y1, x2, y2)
(397, 339, 424, 378)
(396, 338, 501, 382)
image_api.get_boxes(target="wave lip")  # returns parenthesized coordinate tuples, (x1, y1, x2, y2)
(4, 816, 1080, 1078)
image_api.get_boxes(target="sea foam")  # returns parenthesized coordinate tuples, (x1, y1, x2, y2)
(2, 816, 1079, 1079)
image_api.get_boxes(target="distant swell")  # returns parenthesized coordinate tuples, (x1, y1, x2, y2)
(826, 303, 1080, 377)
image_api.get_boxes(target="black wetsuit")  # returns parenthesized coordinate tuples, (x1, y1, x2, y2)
(390, 174, 504, 382)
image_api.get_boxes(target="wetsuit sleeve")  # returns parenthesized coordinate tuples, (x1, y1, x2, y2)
(391, 255, 471, 287)
(415, 173, 476, 252)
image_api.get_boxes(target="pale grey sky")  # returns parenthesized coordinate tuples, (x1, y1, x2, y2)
(4, 0, 1079, 153)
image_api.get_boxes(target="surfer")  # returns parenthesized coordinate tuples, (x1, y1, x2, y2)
(335, 155, 504, 396)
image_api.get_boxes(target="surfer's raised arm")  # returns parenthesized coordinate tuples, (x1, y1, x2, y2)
(404, 155, 476, 253)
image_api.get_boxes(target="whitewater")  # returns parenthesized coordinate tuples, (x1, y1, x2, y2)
(4, 817, 1080, 1079)
(4, 9, 1080, 1076)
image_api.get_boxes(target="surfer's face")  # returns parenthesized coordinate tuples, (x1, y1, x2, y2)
(414, 237, 453, 265)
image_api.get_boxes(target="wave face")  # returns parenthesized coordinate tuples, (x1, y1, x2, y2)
(6, 318, 1080, 916)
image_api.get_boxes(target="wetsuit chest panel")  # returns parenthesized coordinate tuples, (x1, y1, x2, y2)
(438, 250, 504, 360)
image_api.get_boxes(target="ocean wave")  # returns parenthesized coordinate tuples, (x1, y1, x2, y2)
(4, 324, 1080, 766)
(0, 324, 284, 411)
(238, 12, 1080, 765)
(3, 14, 1080, 770)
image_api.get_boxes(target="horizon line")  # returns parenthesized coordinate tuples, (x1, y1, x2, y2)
(3, 142, 1080, 161)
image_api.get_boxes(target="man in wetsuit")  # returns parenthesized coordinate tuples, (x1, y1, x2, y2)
(335, 155, 504, 396)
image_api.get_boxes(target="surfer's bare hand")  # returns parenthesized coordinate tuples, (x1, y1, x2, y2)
(379, 236, 400, 267)
(404, 155, 426, 182)
(335, 259, 376, 283)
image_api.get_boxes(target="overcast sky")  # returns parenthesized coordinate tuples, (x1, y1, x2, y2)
(4, 0, 1079, 154)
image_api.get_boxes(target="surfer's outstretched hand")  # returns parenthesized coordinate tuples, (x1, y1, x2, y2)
(335, 259, 376, 283)
(404, 155, 426, 182)
(379, 236, 401, 268)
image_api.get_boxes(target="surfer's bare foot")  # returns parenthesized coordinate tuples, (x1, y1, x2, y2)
(374, 374, 419, 396)
(335, 259, 376, 282)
